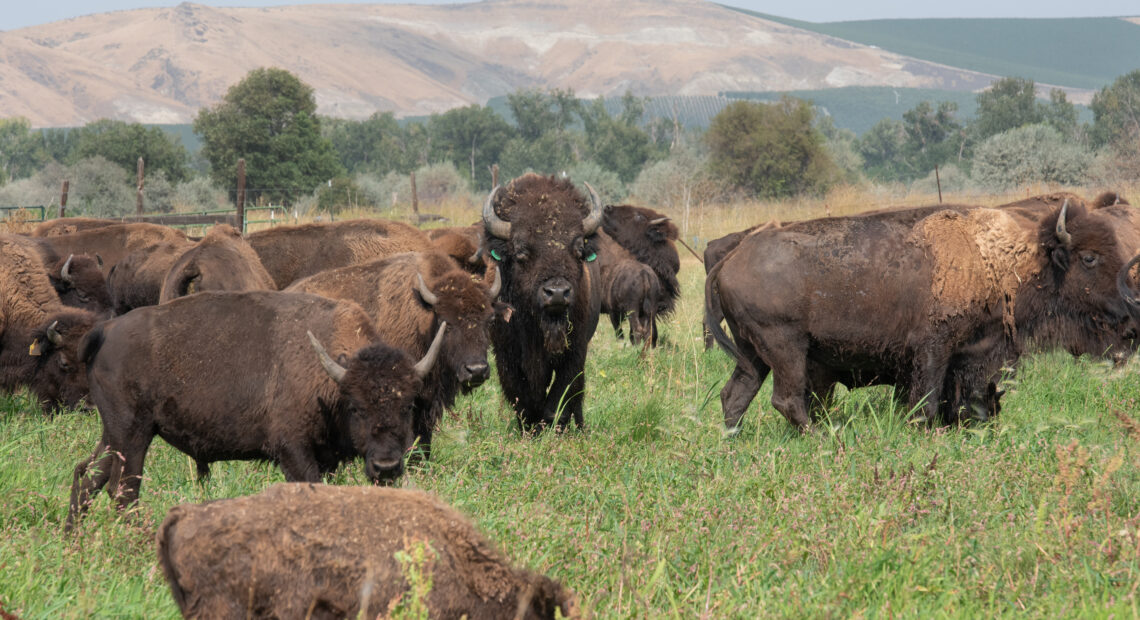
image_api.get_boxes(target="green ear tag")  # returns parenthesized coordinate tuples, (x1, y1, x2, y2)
(490, 248, 503, 261)
(585, 251, 598, 262)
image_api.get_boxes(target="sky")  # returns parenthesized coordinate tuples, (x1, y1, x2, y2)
(1, 0, 1138, 32)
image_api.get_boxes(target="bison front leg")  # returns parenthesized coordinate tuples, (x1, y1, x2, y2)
(545, 355, 587, 431)
(277, 446, 324, 483)
(66, 439, 120, 531)
(908, 348, 951, 425)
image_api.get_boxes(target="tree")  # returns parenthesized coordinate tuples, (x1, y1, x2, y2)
(578, 94, 658, 184)
(972, 124, 1091, 189)
(194, 68, 343, 204)
(428, 105, 513, 189)
(900, 100, 964, 179)
(973, 77, 1042, 141)
(0, 117, 48, 184)
(324, 112, 417, 175)
(705, 98, 839, 198)
(857, 118, 907, 182)
(1090, 69, 1140, 149)
(72, 119, 191, 183)
(1040, 89, 1079, 138)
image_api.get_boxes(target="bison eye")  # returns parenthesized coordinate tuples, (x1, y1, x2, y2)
(1080, 253, 1099, 268)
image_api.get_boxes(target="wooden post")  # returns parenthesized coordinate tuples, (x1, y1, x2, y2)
(136, 157, 145, 216)
(236, 158, 246, 232)
(935, 165, 943, 204)
(58, 180, 69, 218)
(410, 171, 419, 215)
(491, 163, 499, 189)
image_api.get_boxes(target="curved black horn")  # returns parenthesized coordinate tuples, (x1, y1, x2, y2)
(482, 185, 510, 240)
(307, 331, 347, 384)
(1117, 254, 1140, 309)
(415, 273, 439, 307)
(413, 322, 447, 379)
(1055, 199, 1073, 248)
(46, 321, 63, 346)
(60, 255, 74, 284)
(486, 264, 501, 298)
(582, 182, 603, 236)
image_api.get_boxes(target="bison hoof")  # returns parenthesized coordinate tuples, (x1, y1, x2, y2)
(723, 425, 742, 439)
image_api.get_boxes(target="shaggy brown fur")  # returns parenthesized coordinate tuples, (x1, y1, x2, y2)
(429, 224, 485, 275)
(247, 219, 432, 289)
(107, 240, 194, 315)
(156, 483, 578, 620)
(67, 291, 443, 529)
(158, 224, 275, 303)
(482, 173, 603, 431)
(601, 205, 680, 323)
(31, 218, 122, 237)
(42, 223, 189, 277)
(47, 254, 111, 316)
(287, 250, 499, 459)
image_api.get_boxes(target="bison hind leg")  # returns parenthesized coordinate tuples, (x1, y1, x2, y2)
(194, 459, 211, 483)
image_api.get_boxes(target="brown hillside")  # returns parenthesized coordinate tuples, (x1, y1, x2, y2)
(1, 0, 1014, 127)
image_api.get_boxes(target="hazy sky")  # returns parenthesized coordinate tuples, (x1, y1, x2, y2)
(1, 0, 1137, 31)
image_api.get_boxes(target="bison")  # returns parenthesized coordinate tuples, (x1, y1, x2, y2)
(41, 222, 189, 277)
(596, 231, 660, 347)
(66, 291, 446, 529)
(602, 205, 680, 345)
(157, 483, 578, 619)
(428, 224, 485, 275)
(106, 240, 195, 315)
(286, 251, 502, 459)
(48, 254, 111, 316)
(481, 174, 602, 431)
(158, 224, 275, 302)
(31, 217, 124, 237)
(247, 218, 432, 289)
(707, 200, 1140, 432)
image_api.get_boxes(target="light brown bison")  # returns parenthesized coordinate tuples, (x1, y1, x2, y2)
(41, 223, 189, 277)
(481, 174, 603, 431)
(158, 224, 275, 303)
(156, 483, 578, 619)
(247, 219, 432, 289)
(287, 251, 501, 460)
(31, 217, 122, 237)
(67, 291, 446, 529)
(428, 224, 485, 275)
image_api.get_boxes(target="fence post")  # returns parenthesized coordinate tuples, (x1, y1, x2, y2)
(410, 171, 419, 216)
(59, 180, 68, 218)
(935, 165, 943, 204)
(236, 158, 246, 233)
(136, 158, 145, 216)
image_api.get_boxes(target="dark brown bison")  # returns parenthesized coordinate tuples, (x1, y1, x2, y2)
(66, 291, 446, 529)
(247, 219, 432, 289)
(106, 240, 194, 315)
(701, 220, 781, 349)
(0, 235, 96, 412)
(481, 174, 603, 431)
(41, 222, 188, 277)
(157, 483, 579, 619)
(286, 251, 502, 459)
(601, 204, 680, 345)
(428, 224, 485, 275)
(596, 231, 659, 347)
(707, 201, 1140, 432)
(158, 224, 275, 303)
(48, 254, 111, 315)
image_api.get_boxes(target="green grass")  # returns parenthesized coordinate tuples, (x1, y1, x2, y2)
(727, 8, 1140, 91)
(3, 263, 1140, 618)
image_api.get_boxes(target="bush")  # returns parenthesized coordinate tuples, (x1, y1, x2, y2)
(629, 145, 727, 209)
(173, 176, 229, 212)
(0, 157, 136, 218)
(317, 176, 367, 214)
(910, 163, 973, 195)
(374, 162, 474, 210)
(972, 124, 1091, 190)
(565, 161, 625, 204)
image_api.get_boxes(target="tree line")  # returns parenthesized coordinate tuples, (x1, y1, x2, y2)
(1, 67, 1138, 218)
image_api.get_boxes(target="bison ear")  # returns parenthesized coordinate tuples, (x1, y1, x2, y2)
(494, 301, 514, 323)
(28, 338, 44, 357)
(1051, 246, 1071, 272)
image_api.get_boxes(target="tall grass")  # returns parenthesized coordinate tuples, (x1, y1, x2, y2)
(3, 187, 1140, 617)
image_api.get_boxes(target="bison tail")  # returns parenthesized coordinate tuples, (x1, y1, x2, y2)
(704, 259, 743, 365)
(155, 507, 190, 614)
(78, 324, 105, 368)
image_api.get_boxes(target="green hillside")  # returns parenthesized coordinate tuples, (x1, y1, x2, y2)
(726, 7, 1140, 90)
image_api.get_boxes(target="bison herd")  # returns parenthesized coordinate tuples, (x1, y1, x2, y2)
(2, 174, 1138, 617)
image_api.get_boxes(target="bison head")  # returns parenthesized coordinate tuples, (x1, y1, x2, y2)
(482, 174, 601, 354)
(413, 265, 500, 391)
(307, 323, 445, 484)
(26, 309, 98, 413)
(51, 254, 111, 316)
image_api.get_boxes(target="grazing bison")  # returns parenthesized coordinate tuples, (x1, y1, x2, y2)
(0, 236, 96, 412)
(106, 240, 194, 315)
(602, 205, 680, 345)
(158, 224, 275, 303)
(67, 291, 446, 529)
(42, 223, 188, 277)
(157, 483, 578, 619)
(596, 231, 660, 347)
(287, 251, 502, 459)
(707, 201, 1140, 432)
(481, 174, 603, 431)
(247, 219, 432, 289)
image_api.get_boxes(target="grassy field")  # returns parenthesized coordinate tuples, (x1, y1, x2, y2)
(3, 188, 1140, 618)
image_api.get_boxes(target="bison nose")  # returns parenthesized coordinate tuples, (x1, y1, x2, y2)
(461, 361, 490, 386)
(366, 458, 404, 484)
(539, 279, 572, 308)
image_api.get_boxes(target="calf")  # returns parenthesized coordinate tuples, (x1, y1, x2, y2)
(157, 483, 578, 619)
(596, 231, 659, 347)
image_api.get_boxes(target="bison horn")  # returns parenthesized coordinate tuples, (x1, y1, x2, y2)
(1055, 199, 1073, 248)
(482, 185, 510, 240)
(413, 322, 448, 379)
(60, 254, 74, 284)
(582, 182, 603, 236)
(307, 331, 347, 384)
(1117, 254, 1140, 309)
(467, 242, 483, 265)
(649, 217, 669, 226)
(486, 264, 502, 298)
(46, 321, 63, 346)
(415, 273, 439, 307)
